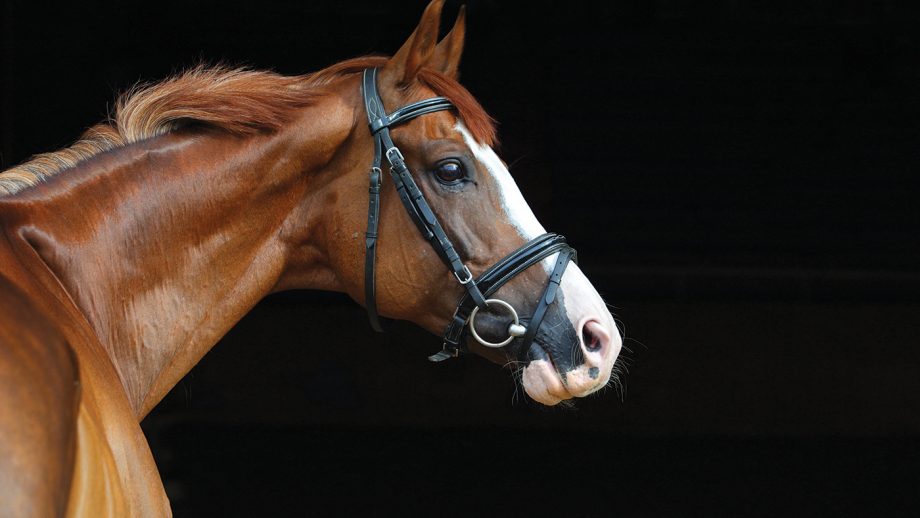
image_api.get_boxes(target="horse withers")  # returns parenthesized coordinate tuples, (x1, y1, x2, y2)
(0, 1, 622, 515)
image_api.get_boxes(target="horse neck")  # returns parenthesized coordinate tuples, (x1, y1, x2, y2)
(10, 92, 358, 418)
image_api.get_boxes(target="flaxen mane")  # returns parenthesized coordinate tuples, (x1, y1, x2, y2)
(0, 57, 495, 197)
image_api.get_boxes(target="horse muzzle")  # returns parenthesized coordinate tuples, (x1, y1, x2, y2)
(517, 266, 621, 405)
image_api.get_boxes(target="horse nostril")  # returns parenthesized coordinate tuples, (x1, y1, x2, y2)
(581, 318, 610, 356)
(583, 325, 602, 352)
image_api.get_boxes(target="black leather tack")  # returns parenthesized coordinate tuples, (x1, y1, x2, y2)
(518, 248, 574, 360)
(360, 68, 577, 362)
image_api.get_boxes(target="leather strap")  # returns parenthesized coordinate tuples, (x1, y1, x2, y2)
(432, 233, 575, 361)
(518, 247, 575, 361)
(370, 97, 454, 134)
(362, 68, 488, 333)
(363, 69, 387, 332)
(364, 164, 385, 332)
(442, 233, 569, 346)
(379, 132, 487, 310)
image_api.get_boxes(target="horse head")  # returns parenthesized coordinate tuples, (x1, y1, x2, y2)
(312, 0, 623, 406)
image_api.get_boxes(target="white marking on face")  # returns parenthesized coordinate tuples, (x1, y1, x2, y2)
(455, 123, 545, 241)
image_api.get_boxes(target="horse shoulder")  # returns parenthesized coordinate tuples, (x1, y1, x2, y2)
(0, 240, 166, 516)
(0, 275, 80, 516)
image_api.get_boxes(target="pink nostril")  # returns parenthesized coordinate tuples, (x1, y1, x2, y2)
(581, 319, 610, 354)
(584, 327, 601, 351)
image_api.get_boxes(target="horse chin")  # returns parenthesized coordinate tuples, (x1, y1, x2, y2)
(521, 358, 573, 406)
(519, 341, 613, 406)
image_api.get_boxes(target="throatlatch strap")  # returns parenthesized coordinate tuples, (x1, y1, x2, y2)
(363, 70, 386, 332)
(364, 163, 385, 332)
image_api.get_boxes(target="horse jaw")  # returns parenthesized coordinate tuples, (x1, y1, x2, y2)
(456, 123, 622, 406)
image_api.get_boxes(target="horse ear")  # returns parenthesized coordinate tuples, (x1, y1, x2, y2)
(428, 5, 466, 79)
(387, 0, 444, 85)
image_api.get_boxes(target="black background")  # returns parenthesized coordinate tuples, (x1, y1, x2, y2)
(3, 1, 919, 516)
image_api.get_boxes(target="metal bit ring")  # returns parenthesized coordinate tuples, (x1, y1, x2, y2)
(468, 299, 527, 348)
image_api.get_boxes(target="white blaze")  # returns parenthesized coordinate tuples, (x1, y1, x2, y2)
(456, 123, 545, 241)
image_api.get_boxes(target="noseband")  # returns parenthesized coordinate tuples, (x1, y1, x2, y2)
(361, 68, 576, 362)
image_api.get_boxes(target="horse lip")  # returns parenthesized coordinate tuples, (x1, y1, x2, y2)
(528, 341, 576, 402)
(527, 340, 550, 362)
(525, 340, 569, 385)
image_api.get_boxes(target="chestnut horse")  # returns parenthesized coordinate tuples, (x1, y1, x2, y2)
(0, 1, 621, 515)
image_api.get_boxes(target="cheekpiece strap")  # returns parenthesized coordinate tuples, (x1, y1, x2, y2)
(361, 68, 487, 333)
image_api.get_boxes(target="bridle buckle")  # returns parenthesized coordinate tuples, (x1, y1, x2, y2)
(453, 264, 474, 285)
(385, 146, 404, 165)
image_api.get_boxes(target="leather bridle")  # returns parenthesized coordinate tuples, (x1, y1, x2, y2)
(361, 68, 576, 362)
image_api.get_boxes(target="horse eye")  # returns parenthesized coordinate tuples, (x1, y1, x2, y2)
(433, 160, 465, 184)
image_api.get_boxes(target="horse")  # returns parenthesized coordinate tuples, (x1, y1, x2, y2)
(0, 1, 622, 515)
